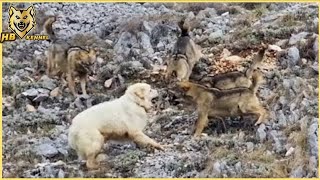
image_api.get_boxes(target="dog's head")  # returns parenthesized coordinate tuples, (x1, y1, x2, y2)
(126, 83, 158, 112)
(9, 6, 35, 39)
(78, 49, 97, 75)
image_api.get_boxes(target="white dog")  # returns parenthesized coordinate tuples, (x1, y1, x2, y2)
(68, 83, 164, 169)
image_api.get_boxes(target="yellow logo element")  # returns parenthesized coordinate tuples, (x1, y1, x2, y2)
(8, 6, 36, 39)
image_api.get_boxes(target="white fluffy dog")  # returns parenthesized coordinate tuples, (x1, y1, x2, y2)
(68, 83, 164, 169)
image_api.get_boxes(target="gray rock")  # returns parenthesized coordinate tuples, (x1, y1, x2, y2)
(213, 161, 222, 175)
(292, 77, 304, 93)
(313, 36, 318, 55)
(246, 142, 254, 152)
(312, 62, 318, 72)
(256, 124, 267, 142)
(290, 165, 306, 178)
(269, 130, 285, 153)
(287, 47, 300, 67)
(138, 32, 154, 55)
(197, 10, 207, 19)
(22, 88, 39, 98)
(308, 118, 318, 156)
(277, 110, 287, 126)
(276, 39, 289, 48)
(35, 143, 58, 158)
(204, 8, 217, 18)
(289, 32, 309, 45)
(33, 94, 49, 102)
(142, 21, 153, 35)
(39, 75, 56, 90)
(208, 30, 223, 43)
(279, 96, 288, 106)
(308, 156, 318, 176)
(114, 32, 139, 58)
(57, 169, 65, 178)
(37, 88, 51, 94)
(235, 162, 242, 173)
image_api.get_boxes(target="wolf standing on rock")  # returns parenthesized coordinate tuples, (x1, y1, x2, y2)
(165, 18, 203, 81)
(44, 16, 97, 97)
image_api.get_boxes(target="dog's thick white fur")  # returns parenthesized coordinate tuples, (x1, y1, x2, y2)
(68, 83, 163, 169)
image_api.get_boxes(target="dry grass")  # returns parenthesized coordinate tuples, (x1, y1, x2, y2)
(252, 5, 268, 19)
(270, 118, 309, 177)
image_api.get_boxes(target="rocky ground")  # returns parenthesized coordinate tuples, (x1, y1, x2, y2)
(2, 2, 319, 178)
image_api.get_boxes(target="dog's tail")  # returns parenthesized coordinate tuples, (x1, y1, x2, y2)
(43, 15, 57, 42)
(178, 18, 189, 37)
(249, 71, 264, 94)
(245, 46, 267, 78)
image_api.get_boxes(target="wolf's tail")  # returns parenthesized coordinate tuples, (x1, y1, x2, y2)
(249, 71, 264, 94)
(245, 46, 267, 78)
(178, 18, 189, 37)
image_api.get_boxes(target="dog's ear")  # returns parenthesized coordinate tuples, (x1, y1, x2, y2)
(134, 88, 145, 100)
(26, 6, 35, 17)
(9, 6, 17, 17)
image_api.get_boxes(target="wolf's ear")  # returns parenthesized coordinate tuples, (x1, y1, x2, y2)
(26, 6, 35, 16)
(177, 81, 191, 91)
(9, 6, 17, 16)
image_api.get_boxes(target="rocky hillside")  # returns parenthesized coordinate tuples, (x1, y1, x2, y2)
(2, 2, 319, 178)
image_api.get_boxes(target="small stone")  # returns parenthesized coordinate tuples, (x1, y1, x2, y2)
(22, 88, 39, 98)
(105, 39, 113, 46)
(290, 166, 306, 178)
(104, 78, 113, 88)
(50, 87, 60, 97)
(221, 48, 231, 59)
(35, 143, 58, 158)
(238, 131, 245, 142)
(97, 57, 104, 64)
(57, 169, 65, 178)
(235, 162, 242, 173)
(268, 44, 282, 52)
(26, 104, 37, 112)
(34, 50, 42, 55)
(256, 124, 267, 142)
(301, 58, 307, 65)
(213, 161, 222, 175)
(287, 47, 300, 67)
(276, 39, 289, 48)
(39, 75, 56, 90)
(225, 55, 243, 62)
(289, 32, 309, 45)
(285, 147, 295, 157)
(246, 142, 254, 152)
(208, 30, 223, 43)
(221, 12, 229, 16)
